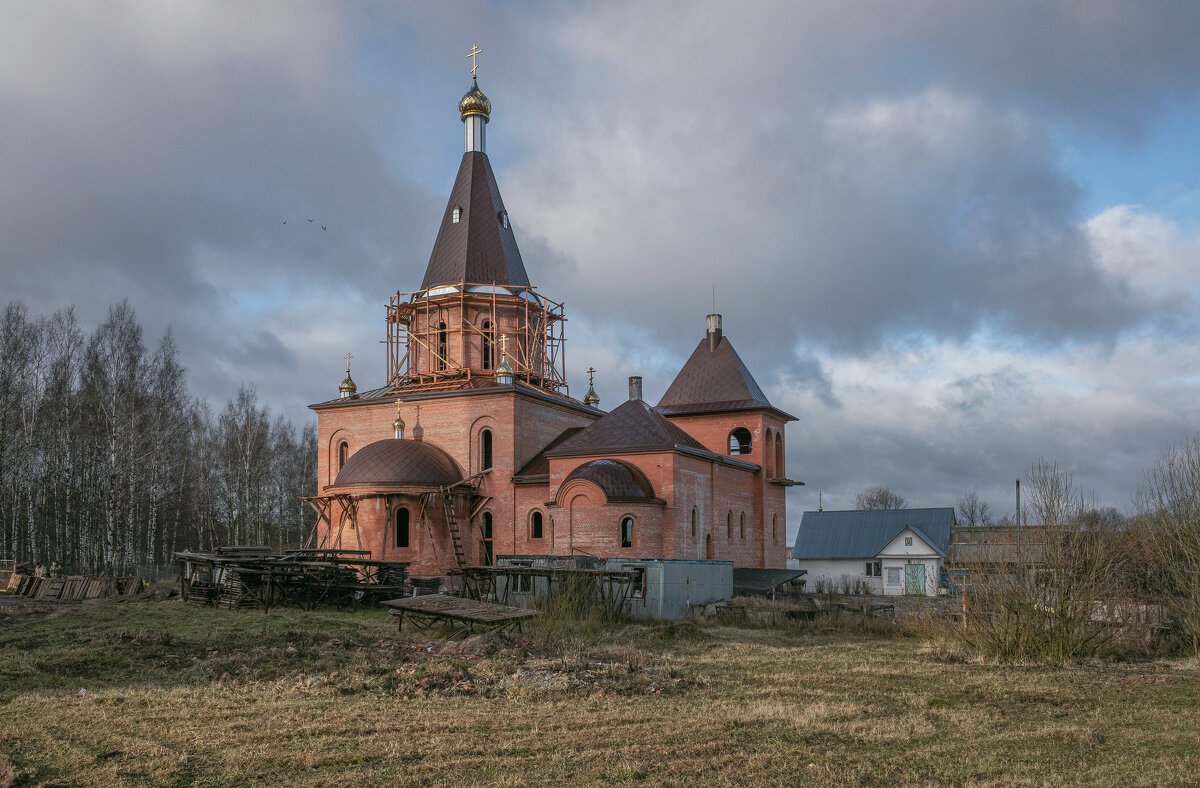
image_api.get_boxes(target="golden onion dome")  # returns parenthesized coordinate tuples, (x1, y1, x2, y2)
(392, 413, 405, 432)
(339, 373, 357, 394)
(583, 383, 600, 406)
(494, 357, 514, 377)
(459, 78, 491, 122)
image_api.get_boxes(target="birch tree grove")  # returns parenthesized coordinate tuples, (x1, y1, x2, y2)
(0, 299, 316, 572)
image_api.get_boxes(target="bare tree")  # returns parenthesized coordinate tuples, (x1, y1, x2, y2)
(956, 489, 992, 526)
(1133, 436, 1200, 654)
(853, 485, 908, 510)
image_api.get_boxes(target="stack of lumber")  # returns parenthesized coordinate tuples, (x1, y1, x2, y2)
(6, 574, 144, 601)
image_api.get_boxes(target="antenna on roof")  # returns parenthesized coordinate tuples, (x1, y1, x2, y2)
(818, 490, 823, 512)
(712, 285, 716, 314)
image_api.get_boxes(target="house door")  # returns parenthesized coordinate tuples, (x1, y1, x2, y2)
(904, 563, 926, 595)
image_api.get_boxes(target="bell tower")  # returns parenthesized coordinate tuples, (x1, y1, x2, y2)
(385, 51, 568, 395)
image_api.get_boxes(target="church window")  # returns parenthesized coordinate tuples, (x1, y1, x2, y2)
(691, 507, 697, 538)
(452, 206, 461, 223)
(728, 428, 752, 455)
(620, 516, 633, 548)
(726, 511, 732, 539)
(530, 510, 543, 539)
(436, 321, 448, 371)
(481, 429, 493, 471)
(481, 320, 493, 370)
(765, 429, 774, 476)
(480, 512, 494, 565)
(740, 512, 746, 539)
(338, 441, 348, 470)
(395, 507, 410, 548)
(775, 434, 784, 475)
(772, 514, 777, 542)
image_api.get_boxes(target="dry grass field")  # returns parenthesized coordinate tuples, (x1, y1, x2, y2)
(0, 595, 1196, 787)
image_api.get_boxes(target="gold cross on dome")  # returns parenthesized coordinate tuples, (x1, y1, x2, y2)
(344, 352, 353, 371)
(587, 367, 595, 385)
(395, 397, 403, 415)
(499, 333, 509, 359)
(467, 45, 483, 78)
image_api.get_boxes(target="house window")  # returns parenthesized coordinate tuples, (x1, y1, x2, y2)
(481, 429, 493, 471)
(739, 512, 746, 539)
(481, 320, 493, 369)
(500, 211, 509, 229)
(726, 511, 733, 539)
(691, 507, 697, 538)
(728, 428, 752, 455)
(865, 561, 881, 577)
(530, 511, 543, 539)
(886, 567, 901, 586)
(395, 508, 410, 548)
(904, 536, 913, 547)
(338, 441, 348, 470)
(620, 516, 633, 548)
(452, 206, 461, 223)
(515, 574, 532, 594)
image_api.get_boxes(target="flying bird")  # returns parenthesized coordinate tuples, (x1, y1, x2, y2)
(307, 219, 314, 222)
(322, 225, 327, 231)
(282, 220, 287, 224)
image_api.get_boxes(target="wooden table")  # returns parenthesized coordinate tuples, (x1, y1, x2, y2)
(380, 594, 539, 636)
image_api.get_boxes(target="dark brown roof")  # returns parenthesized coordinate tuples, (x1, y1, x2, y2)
(546, 399, 706, 457)
(513, 427, 585, 479)
(331, 439, 462, 489)
(563, 459, 656, 501)
(657, 335, 771, 411)
(421, 151, 530, 290)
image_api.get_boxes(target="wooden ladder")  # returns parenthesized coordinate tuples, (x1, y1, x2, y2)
(439, 488, 467, 569)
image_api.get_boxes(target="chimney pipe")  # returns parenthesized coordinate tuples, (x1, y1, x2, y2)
(707, 314, 723, 351)
(628, 376, 643, 402)
(1015, 478, 1022, 547)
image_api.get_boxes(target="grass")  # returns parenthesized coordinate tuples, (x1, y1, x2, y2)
(0, 596, 1197, 787)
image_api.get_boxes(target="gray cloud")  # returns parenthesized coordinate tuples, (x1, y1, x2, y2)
(3, 2, 1200, 536)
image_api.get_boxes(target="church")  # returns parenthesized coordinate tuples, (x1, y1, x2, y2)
(307, 64, 799, 579)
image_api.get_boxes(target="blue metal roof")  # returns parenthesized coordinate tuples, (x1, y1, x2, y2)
(791, 508, 956, 560)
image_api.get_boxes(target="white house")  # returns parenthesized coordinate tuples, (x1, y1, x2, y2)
(790, 508, 955, 596)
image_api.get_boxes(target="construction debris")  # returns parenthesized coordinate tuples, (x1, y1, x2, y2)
(6, 573, 144, 601)
(175, 547, 411, 611)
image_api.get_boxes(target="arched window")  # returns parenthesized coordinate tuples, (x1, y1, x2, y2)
(726, 511, 733, 539)
(772, 514, 778, 542)
(691, 507, 697, 538)
(740, 512, 746, 539)
(436, 321, 447, 371)
(530, 510, 543, 539)
(620, 516, 633, 548)
(338, 441, 348, 470)
(480, 512, 494, 565)
(481, 429, 493, 471)
(395, 507, 410, 548)
(765, 429, 774, 476)
(705, 533, 714, 559)
(452, 205, 461, 223)
(728, 428, 752, 455)
(481, 320, 493, 370)
(775, 434, 784, 476)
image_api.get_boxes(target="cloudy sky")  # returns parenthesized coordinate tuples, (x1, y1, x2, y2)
(4, 1, 1200, 534)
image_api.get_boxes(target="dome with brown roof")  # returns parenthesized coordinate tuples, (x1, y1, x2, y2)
(562, 459, 657, 501)
(332, 439, 462, 490)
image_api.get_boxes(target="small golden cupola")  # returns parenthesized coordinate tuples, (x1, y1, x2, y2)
(339, 353, 357, 399)
(583, 366, 600, 407)
(494, 333, 514, 385)
(460, 45, 491, 153)
(392, 398, 405, 440)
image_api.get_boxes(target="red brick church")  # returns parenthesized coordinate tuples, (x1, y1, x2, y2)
(308, 69, 799, 578)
